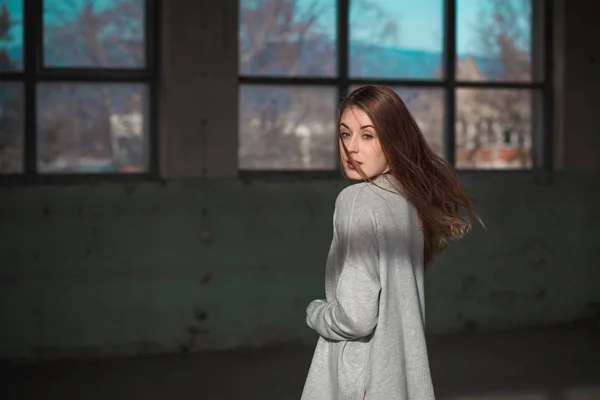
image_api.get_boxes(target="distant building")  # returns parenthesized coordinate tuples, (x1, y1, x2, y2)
(455, 56, 532, 169)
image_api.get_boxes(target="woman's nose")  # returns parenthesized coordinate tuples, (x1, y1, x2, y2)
(347, 136, 359, 152)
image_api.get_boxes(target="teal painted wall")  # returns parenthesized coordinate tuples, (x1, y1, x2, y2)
(2, 0, 600, 362)
(1, 174, 598, 359)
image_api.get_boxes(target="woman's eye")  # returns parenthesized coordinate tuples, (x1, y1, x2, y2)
(340, 132, 350, 138)
(363, 134, 373, 140)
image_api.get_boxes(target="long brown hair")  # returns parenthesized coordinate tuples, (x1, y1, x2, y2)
(339, 85, 482, 267)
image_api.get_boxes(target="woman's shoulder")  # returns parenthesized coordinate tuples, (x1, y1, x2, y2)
(335, 181, 372, 209)
(335, 175, 407, 213)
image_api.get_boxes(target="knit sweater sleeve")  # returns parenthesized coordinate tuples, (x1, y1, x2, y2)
(306, 188, 382, 341)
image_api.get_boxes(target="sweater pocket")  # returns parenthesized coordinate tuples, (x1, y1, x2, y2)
(338, 338, 371, 398)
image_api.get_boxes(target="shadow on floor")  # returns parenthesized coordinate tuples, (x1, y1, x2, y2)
(1, 327, 599, 400)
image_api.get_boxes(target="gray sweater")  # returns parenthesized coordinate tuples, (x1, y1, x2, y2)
(301, 174, 436, 400)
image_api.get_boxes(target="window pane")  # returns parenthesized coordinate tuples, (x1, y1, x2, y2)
(0, 82, 24, 173)
(43, 0, 145, 68)
(349, 0, 444, 80)
(239, 0, 336, 77)
(239, 85, 337, 170)
(457, 0, 532, 82)
(37, 83, 149, 173)
(455, 88, 532, 169)
(0, 0, 23, 71)
(350, 85, 445, 157)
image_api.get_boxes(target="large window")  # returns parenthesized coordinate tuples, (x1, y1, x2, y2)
(0, 0, 157, 178)
(238, 0, 551, 172)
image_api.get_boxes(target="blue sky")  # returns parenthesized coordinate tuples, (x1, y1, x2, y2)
(3, 0, 527, 57)
(296, 0, 509, 55)
(2, 0, 116, 49)
(3, 0, 22, 48)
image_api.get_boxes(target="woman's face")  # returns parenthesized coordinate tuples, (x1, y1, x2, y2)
(339, 106, 388, 180)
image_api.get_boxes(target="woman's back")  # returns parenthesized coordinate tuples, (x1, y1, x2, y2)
(301, 174, 435, 400)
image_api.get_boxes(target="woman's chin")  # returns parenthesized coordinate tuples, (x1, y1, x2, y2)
(344, 169, 372, 181)
(345, 169, 388, 181)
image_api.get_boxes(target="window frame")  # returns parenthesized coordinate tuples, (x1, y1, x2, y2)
(238, 0, 554, 181)
(0, 0, 160, 185)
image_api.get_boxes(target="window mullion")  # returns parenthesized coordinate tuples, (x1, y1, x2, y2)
(335, 0, 350, 171)
(338, 0, 349, 96)
(146, 0, 159, 177)
(23, 0, 43, 175)
(444, 0, 457, 166)
(541, 0, 554, 178)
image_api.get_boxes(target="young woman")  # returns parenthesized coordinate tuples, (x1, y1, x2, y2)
(301, 85, 480, 400)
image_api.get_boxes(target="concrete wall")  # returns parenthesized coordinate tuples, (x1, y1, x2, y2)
(0, 0, 598, 359)
(560, 0, 600, 171)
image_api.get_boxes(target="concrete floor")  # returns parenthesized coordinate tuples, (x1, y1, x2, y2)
(1, 327, 599, 400)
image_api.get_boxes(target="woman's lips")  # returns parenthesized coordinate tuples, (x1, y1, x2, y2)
(346, 161, 362, 169)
